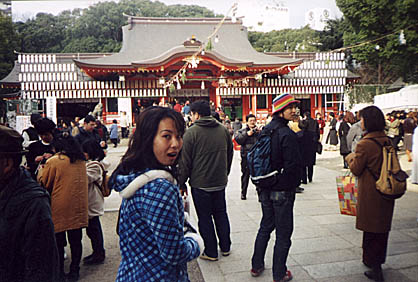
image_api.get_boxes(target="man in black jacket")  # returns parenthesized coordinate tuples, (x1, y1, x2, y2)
(234, 114, 260, 200)
(298, 111, 320, 184)
(22, 113, 42, 149)
(75, 114, 107, 150)
(0, 125, 60, 282)
(250, 93, 302, 282)
(26, 118, 56, 179)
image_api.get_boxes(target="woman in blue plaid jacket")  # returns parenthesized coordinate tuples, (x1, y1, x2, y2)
(110, 107, 204, 282)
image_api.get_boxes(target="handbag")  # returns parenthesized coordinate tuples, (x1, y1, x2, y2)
(316, 142, 323, 154)
(336, 171, 358, 216)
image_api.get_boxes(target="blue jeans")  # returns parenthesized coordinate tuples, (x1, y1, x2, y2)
(251, 190, 295, 281)
(191, 188, 231, 257)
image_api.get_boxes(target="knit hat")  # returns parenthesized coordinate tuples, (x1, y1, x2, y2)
(272, 93, 300, 114)
(0, 125, 27, 155)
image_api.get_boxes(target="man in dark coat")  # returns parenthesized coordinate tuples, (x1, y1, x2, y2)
(327, 112, 338, 149)
(75, 115, 107, 150)
(298, 111, 320, 184)
(26, 118, 56, 179)
(22, 113, 42, 149)
(338, 114, 352, 168)
(0, 125, 60, 282)
(234, 114, 260, 200)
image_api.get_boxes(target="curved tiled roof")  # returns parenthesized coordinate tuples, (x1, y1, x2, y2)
(0, 62, 20, 84)
(75, 17, 301, 69)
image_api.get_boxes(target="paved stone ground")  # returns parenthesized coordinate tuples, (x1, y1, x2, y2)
(196, 150, 418, 282)
(69, 140, 418, 282)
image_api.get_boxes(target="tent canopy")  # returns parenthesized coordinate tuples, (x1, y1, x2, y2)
(374, 85, 418, 113)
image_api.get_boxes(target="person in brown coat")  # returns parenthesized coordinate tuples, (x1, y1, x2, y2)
(345, 106, 394, 282)
(38, 132, 88, 281)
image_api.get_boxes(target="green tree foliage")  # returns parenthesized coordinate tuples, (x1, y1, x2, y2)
(336, 0, 418, 84)
(0, 14, 18, 80)
(15, 0, 218, 54)
(16, 13, 65, 53)
(318, 18, 346, 51)
(248, 26, 321, 52)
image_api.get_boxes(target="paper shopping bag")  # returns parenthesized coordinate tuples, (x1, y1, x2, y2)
(336, 172, 358, 216)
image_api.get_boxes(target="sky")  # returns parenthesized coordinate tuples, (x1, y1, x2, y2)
(12, 0, 343, 30)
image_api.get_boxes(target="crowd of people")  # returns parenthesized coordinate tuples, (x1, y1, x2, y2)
(1, 113, 110, 281)
(1, 97, 417, 282)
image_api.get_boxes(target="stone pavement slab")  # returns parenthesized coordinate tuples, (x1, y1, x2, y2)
(74, 144, 417, 282)
(196, 150, 418, 282)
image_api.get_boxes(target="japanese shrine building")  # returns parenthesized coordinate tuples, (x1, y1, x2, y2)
(1, 16, 358, 125)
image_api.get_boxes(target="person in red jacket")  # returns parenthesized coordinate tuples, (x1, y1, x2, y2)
(173, 99, 183, 113)
(316, 112, 326, 142)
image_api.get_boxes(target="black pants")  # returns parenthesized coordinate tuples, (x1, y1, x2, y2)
(191, 188, 231, 258)
(301, 165, 313, 184)
(363, 231, 389, 267)
(240, 157, 250, 197)
(56, 228, 83, 273)
(121, 127, 127, 138)
(342, 154, 349, 168)
(110, 138, 118, 147)
(86, 216, 105, 256)
(390, 136, 402, 150)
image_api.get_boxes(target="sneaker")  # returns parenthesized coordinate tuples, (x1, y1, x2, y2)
(295, 187, 304, 193)
(221, 250, 230, 256)
(274, 270, 293, 282)
(241, 195, 247, 200)
(250, 265, 264, 277)
(200, 252, 218, 261)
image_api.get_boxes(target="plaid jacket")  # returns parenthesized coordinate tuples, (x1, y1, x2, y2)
(112, 171, 200, 282)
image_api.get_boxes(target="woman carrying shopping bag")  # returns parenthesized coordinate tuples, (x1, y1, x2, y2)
(345, 106, 394, 282)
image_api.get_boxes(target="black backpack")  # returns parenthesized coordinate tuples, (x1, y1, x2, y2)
(247, 123, 283, 189)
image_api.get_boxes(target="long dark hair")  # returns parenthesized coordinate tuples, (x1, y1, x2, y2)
(52, 132, 85, 163)
(114, 106, 185, 175)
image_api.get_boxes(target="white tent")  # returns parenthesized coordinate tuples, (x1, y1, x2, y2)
(349, 103, 372, 113)
(374, 85, 418, 113)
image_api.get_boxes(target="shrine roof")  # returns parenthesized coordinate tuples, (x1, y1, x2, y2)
(0, 62, 20, 84)
(75, 17, 301, 69)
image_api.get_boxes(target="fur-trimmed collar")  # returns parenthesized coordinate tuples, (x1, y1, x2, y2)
(119, 169, 177, 199)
